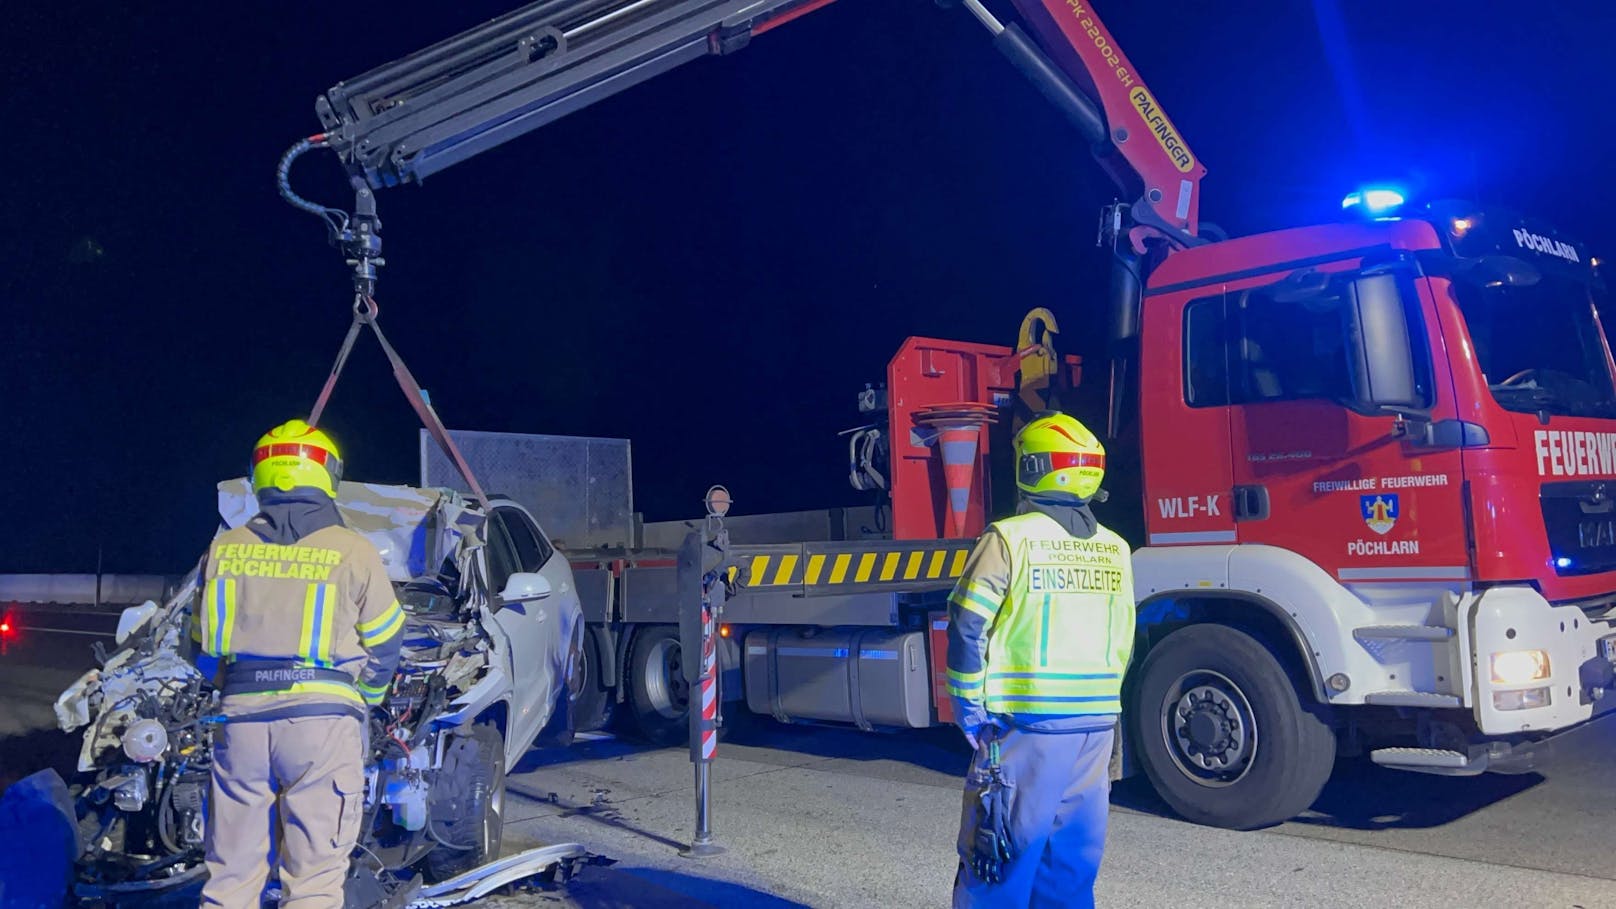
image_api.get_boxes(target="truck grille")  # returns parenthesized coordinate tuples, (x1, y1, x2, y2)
(1541, 481, 1616, 576)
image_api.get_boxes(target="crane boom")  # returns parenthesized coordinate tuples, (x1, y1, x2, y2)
(1009, 0, 1205, 235)
(309, 0, 1204, 242)
(315, 0, 842, 188)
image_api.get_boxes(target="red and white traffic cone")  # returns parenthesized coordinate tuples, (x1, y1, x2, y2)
(914, 402, 998, 539)
(937, 423, 983, 538)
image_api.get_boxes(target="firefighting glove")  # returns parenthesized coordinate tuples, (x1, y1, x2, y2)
(968, 739, 1017, 885)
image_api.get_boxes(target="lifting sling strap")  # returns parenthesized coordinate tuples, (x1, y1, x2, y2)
(306, 294, 491, 512)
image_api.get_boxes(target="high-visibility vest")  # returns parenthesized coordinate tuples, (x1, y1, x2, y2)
(195, 524, 404, 717)
(982, 512, 1136, 716)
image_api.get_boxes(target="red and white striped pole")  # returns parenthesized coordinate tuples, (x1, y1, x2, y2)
(696, 597, 719, 763)
(682, 586, 724, 850)
(681, 487, 731, 858)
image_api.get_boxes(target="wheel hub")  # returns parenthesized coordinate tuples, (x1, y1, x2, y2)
(1178, 687, 1241, 760)
(644, 638, 690, 719)
(1161, 671, 1257, 785)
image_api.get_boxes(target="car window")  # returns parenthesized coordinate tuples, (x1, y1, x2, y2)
(498, 506, 555, 571)
(484, 514, 521, 602)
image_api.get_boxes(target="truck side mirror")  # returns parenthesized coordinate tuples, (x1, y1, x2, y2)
(499, 572, 552, 604)
(1346, 274, 1420, 409)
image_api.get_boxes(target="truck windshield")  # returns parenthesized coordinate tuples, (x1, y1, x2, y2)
(1455, 275, 1616, 418)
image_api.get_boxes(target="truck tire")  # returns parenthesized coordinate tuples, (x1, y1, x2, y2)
(1130, 624, 1335, 831)
(422, 723, 506, 881)
(573, 627, 613, 733)
(627, 625, 690, 746)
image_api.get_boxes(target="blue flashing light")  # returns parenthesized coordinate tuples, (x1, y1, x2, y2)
(1342, 188, 1407, 214)
(1555, 557, 1574, 569)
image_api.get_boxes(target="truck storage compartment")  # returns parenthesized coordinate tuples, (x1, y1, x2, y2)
(743, 629, 933, 729)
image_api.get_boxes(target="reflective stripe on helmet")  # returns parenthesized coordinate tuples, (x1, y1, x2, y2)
(1047, 451, 1105, 470)
(254, 443, 334, 465)
(1018, 450, 1105, 484)
(251, 440, 344, 492)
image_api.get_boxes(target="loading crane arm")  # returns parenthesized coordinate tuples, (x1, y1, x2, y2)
(990, 0, 1207, 244)
(312, 1, 842, 190)
(301, 0, 1205, 249)
(290, 0, 1205, 446)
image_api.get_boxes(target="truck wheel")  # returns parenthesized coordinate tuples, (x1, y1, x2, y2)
(422, 723, 506, 881)
(1130, 624, 1335, 830)
(573, 627, 613, 733)
(627, 625, 690, 746)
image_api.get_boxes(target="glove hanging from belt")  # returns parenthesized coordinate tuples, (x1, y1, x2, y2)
(968, 735, 1017, 884)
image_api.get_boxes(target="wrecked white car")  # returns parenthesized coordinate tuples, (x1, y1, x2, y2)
(52, 480, 584, 900)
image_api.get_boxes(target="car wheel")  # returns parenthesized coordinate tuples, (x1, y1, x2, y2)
(1130, 624, 1335, 830)
(627, 625, 690, 746)
(422, 724, 505, 881)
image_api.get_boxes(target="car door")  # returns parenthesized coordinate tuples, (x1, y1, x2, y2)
(485, 504, 581, 755)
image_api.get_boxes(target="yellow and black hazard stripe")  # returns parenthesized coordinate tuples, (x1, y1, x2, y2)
(735, 541, 975, 592)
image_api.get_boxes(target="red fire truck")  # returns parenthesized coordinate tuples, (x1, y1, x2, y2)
(291, 0, 1616, 830)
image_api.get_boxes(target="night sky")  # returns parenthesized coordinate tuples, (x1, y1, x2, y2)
(6, 1, 1615, 573)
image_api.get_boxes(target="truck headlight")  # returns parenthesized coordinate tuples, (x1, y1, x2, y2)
(1491, 649, 1550, 685)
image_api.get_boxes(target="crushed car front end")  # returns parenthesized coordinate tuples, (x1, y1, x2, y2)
(51, 480, 581, 900)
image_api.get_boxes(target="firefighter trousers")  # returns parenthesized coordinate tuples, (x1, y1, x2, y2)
(953, 725, 1114, 909)
(201, 714, 365, 909)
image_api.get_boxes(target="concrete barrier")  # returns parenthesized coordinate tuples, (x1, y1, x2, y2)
(0, 574, 174, 608)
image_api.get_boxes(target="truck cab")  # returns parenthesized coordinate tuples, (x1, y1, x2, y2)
(1126, 203, 1616, 826)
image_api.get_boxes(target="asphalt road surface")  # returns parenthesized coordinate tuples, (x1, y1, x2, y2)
(0, 604, 121, 789)
(3, 604, 1612, 907)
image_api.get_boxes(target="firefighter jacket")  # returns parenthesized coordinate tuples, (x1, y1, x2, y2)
(193, 524, 405, 721)
(946, 510, 1136, 723)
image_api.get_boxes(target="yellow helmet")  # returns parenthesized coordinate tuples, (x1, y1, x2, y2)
(251, 419, 343, 498)
(1014, 412, 1105, 502)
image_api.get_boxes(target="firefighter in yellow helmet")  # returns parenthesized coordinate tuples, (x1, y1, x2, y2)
(946, 412, 1135, 908)
(192, 420, 405, 909)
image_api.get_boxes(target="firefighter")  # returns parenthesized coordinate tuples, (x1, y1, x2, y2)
(946, 412, 1136, 909)
(193, 420, 405, 909)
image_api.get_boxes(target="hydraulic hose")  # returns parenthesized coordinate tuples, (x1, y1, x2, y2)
(276, 134, 347, 230)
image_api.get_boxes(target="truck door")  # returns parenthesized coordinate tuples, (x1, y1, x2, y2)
(1141, 290, 1237, 550)
(1221, 270, 1467, 584)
